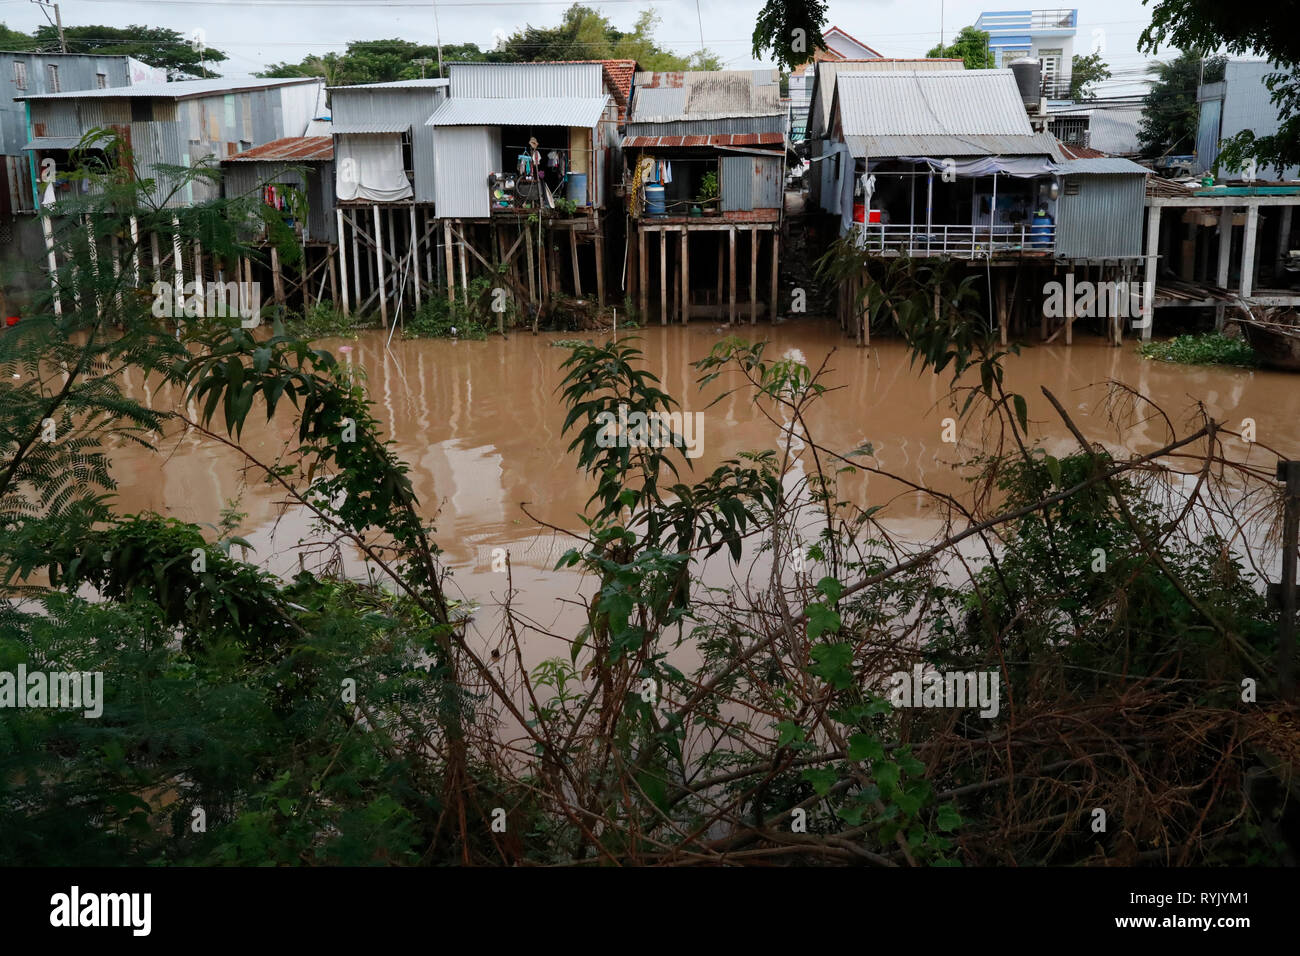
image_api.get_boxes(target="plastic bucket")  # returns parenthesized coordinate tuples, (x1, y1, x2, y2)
(645, 184, 666, 217)
(853, 202, 866, 223)
(567, 172, 588, 206)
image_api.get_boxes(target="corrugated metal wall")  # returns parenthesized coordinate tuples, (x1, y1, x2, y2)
(330, 86, 446, 202)
(1055, 173, 1146, 259)
(720, 154, 782, 211)
(433, 125, 499, 218)
(451, 62, 603, 99)
(222, 160, 336, 243)
(0, 53, 131, 157)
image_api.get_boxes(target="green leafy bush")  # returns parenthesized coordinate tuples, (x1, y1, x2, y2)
(1138, 332, 1258, 367)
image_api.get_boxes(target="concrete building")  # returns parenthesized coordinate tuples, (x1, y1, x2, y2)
(974, 9, 1077, 98)
(1197, 60, 1300, 182)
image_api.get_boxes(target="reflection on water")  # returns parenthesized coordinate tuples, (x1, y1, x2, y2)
(110, 322, 1300, 660)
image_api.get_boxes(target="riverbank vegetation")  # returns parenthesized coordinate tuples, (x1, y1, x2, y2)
(1138, 331, 1258, 368)
(1, 148, 1294, 867)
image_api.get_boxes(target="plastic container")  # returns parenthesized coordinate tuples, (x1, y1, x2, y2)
(1030, 213, 1053, 248)
(644, 184, 666, 217)
(853, 202, 866, 223)
(567, 172, 588, 206)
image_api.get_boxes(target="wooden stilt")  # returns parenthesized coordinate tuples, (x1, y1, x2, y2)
(271, 245, 285, 309)
(172, 217, 184, 317)
(444, 220, 455, 305)
(659, 228, 668, 325)
(716, 237, 723, 310)
(770, 230, 779, 322)
(681, 228, 690, 325)
(193, 241, 204, 316)
(595, 230, 605, 308)
(129, 215, 140, 288)
(458, 221, 469, 305)
(728, 226, 736, 325)
(336, 210, 350, 316)
(150, 230, 161, 285)
(569, 227, 582, 297)
(328, 254, 338, 310)
(385, 206, 396, 306)
(348, 212, 361, 312)
(524, 225, 537, 308)
(750, 226, 758, 325)
(639, 229, 648, 322)
(410, 204, 421, 312)
(41, 213, 61, 315)
(373, 205, 387, 327)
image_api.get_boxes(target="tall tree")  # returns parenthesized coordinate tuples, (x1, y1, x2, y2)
(927, 26, 995, 69)
(1069, 52, 1111, 100)
(1137, 50, 1224, 158)
(1140, 0, 1300, 175)
(32, 24, 228, 78)
(752, 0, 828, 72)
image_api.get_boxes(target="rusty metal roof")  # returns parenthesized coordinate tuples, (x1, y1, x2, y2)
(630, 70, 783, 121)
(224, 136, 333, 162)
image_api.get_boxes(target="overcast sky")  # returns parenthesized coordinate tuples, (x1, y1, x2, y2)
(5, 0, 1176, 95)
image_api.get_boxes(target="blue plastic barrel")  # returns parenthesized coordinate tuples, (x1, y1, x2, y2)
(566, 172, 588, 206)
(1030, 214, 1053, 248)
(644, 184, 666, 217)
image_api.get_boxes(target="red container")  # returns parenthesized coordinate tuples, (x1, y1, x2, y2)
(853, 202, 866, 223)
(868, 209, 882, 224)
(5, 316, 18, 327)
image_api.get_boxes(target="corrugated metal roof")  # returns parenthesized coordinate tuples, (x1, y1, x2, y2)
(846, 131, 1063, 159)
(327, 79, 448, 90)
(624, 133, 784, 149)
(630, 70, 783, 122)
(448, 62, 605, 98)
(808, 59, 964, 138)
(332, 121, 412, 134)
(837, 70, 1034, 137)
(1058, 157, 1148, 175)
(16, 75, 321, 101)
(225, 136, 333, 162)
(426, 96, 609, 127)
(22, 136, 83, 150)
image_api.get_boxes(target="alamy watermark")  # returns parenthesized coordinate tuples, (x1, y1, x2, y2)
(1042, 275, 1153, 328)
(151, 280, 262, 327)
(0, 665, 103, 718)
(885, 664, 1000, 718)
(595, 403, 704, 459)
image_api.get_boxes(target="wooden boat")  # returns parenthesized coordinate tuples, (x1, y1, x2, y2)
(1237, 317, 1300, 371)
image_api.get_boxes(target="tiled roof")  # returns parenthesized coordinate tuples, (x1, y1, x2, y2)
(224, 136, 333, 162)
(623, 133, 784, 148)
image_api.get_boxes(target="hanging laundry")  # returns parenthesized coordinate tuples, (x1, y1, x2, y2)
(661, 161, 672, 185)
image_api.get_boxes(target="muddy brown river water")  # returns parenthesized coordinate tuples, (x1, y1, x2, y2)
(111, 320, 1299, 665)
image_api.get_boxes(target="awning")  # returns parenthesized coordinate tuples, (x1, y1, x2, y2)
(892, 155, 1060, 178)
(332, 122, 410, 135)
(23, 136, 83, 151)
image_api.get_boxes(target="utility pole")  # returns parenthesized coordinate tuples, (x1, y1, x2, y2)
(30, 0, 67, 53)
(432, 1, 444, 78)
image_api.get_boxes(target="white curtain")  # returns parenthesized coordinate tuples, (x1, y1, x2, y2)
(335, 134, 412, 202)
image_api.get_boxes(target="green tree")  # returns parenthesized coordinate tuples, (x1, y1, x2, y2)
(927, 26, 995, 69)
(33, 24, 228, 78)
(1069, 51, 1111, 99)
(752, 0, 829, 72)
(0, 21, 33, 49)
(1141, 0, 1300, 176)
(1137, 50, 1224, 158)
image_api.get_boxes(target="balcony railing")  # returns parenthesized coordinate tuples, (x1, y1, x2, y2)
(852, 221, 1056, 257)
(977, 9, 1077, 31)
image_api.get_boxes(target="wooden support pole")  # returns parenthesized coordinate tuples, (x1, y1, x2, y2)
(595, 230, 606, 308)
(770, 230, 779, 322)
(410, 204, 422, 312)
(681, 228, 690, 325)
(524, 225, 537, 307)
(386, 205, 397, 305)
(458, 221, 469, 305)
(728, 226, 736, 325)
(129, 215, 140, 288)
(328, 254, 338, 310)
(445, 219, 455, 306)
(271, 245, 285, 309)
(660, 227, 668, 326)
(569, 227, 582, 297)
(639, 229, 648, 321)
(150, 230, 161, 286)
(749, 226, 758, 325)
(349, 212, 361, 312)
(193, 241, 204, 316)
(41, 213, 61, 315)
(336, 210, 350, 315)
(373, 205, 387, 328)
(172, 217, 184, 317)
